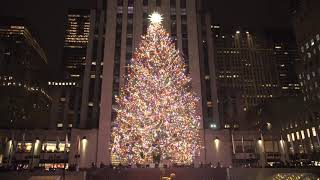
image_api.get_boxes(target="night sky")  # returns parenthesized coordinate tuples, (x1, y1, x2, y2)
(1, 0, 292, 79)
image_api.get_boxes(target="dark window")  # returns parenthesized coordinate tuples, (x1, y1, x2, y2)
(143, 0, 148, 6)
(156, 0, 161, 6)
(117, 0, 123, 6)
(180, 0, 186, 8)
(170, 0, 176, 7)
(128, 0, 134, 7)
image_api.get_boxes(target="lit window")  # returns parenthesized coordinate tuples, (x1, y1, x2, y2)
(301, 130, 305, 139)
(291, 133, 295, 141)
(307, 74, 310, 80)
(307, 129, 311, 137)
(287, 134, 291, 142)
(306, 43, 309, 49)
(57, 123, 63, 128)
(48, 82, 51, 85)
(311, 39, 315, 46)
(307, 52, 311, 58)
(312, 127, 317, 137)
(88, 102, 94, 106)
(68, 124, 73, 128)
(301, 46, 304, 53)
(60, 98, 66, 102)
(317, 34, 320, 41)
(312, 72, 316, 77)
(296, 132, 300, 140)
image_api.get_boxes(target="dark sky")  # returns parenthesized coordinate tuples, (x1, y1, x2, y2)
(206, 0, 292, 28)
(1, 0, 293, 78)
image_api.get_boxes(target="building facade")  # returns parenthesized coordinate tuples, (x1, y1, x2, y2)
(292, 0, 320, 103)
(0, 17, 51, 129)
(277, 0, 320, 163)
(198, 12, 301, 129)
(1, 0, 316, 170)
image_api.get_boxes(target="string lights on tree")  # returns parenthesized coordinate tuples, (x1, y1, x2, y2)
(111, 12, 201, 165)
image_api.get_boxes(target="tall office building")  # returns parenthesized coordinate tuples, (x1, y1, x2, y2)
(198, 12, 301, 129)
(292, 0, 320, 103)
(51, 7, 106, 131)
(278, 0, 320, 160)
(0, 17, 51, 129)
(49, 9, 90, 130)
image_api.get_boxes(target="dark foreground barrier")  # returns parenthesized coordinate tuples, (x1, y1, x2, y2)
(87, 167, 228, 180)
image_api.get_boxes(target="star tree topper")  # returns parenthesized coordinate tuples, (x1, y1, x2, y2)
(148, 12, 163, 24)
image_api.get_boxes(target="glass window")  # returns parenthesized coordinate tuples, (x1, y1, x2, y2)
(316, 34, 320, 41)
(117, 0, 123, 6)
(180, 0, 186, 8)
(311, 39, 315, 46)
(307, 129, 311, 137)
(306, 42, 309, 49)
(307, 52, 311, 58)
(291, 133, 295, 141)
(312, 127, 317, 137)
(128, 0, 134, 7)
(301, 46, 304, 53)
(143, 0, 148, 6)
(301, 130, 305, 139)
(170, 0, 176, 7)
(296, 132, 300, 140)
(287, 134, 291, 142)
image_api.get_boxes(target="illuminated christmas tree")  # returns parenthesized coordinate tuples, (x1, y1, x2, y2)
(111, 12, 201, 165)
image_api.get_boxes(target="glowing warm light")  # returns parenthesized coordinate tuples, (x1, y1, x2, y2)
(111, 14, 201, 165)
(149, 12, 163, 24)
(214, 137, 220, 150)
(81, 137, 88, 153)
(210, 123, 217, 129)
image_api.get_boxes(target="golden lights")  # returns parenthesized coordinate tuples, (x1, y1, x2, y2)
(111, 13, 201, 165)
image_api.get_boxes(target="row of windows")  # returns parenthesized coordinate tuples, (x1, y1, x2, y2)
(287, 127, 318, 142)
(301, 33, 320, 53)
(117, 0, 186, 8)
(48, 81, 76, 86)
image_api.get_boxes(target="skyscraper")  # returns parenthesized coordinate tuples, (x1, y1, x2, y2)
(0, 17, 51, 129)
(198, 12, 301, 129)
(292, 0, 320, 103)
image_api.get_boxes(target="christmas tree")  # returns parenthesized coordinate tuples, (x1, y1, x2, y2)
(111, 12, 201, 165)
